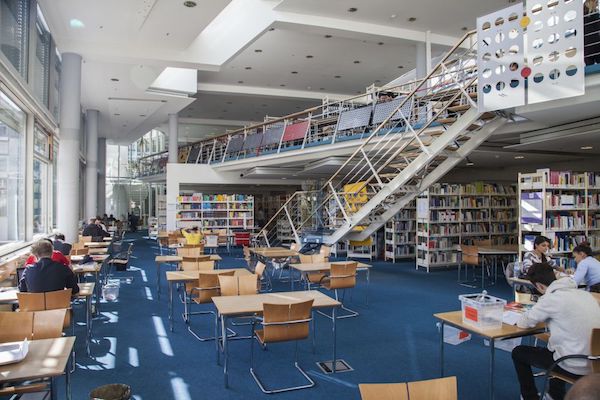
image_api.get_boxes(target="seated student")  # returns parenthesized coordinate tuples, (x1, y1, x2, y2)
(24, 238, 70, 268)
(521, 235, 564, 276)
(572, 243, 600, 292)
(82, 217, 110, 241)
(181, 226, 203, 245)
(52, 233, 72, 256)
(511, 263, 600, 400)
(19, 240, 79, 294)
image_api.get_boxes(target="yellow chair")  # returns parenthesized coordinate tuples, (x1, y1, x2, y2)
(250, 300, 315, 394)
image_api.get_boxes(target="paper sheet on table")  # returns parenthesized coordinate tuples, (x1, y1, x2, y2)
(0, 338, 29, 365)
(502, 310, 522, 326)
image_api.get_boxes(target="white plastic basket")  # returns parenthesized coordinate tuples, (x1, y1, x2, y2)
(102, 280, 120, 302)
(459, 291, 506, 330)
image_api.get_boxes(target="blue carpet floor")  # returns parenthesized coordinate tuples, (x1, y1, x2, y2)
(57, 232, 533, 399)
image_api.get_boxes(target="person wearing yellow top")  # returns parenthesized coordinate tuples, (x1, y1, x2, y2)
(181, 227, 203, 245)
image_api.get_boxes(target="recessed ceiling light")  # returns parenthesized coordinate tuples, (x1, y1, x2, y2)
(324, 34, 332, 38)
(226, 101, 233, 104)
(139, 114, 146, 117)
(397, 65, 404, 69)
(183, 1, 197, 7)
(268, 27, 275, 31)
(514, 155, 525, 159)
(237, 80, 244, 84)
(348, 7, 358, 12)
(334, 75, 342, 78)
(254, 49, 262, 53)
(110, 78, 119, 82)
(581, 146, 593, 150)
(99, 25, 103, 29)
(461, 26, 468, 31)
(114, 113, 120, 116)
(69, 19, 85, 29)
(165, 32, 170, 36)
(377, 42, 384, 45)
(408, 17, 417, 22)
(306, 55, 313, 59)
(281, 177, 287, 180)
(245, 66, 252, 70)
(307, 86, 312, 90)
(319, 87, 325, 90)
(291, 71, 298, 74)
(466, 157, 474, 166)
(279, 84, 286, 87)
(390, 14, 397, 19)
(353, 60, 361, 64)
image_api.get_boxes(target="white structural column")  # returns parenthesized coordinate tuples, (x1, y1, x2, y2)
(85, 109, 99, 219)
(416, 42, 427, 80)
(97, 138, 106, 216)
(56, 53, 82, 243)
(168, 113, 178, 164)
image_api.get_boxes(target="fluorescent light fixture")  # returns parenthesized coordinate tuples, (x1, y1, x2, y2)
(465, 157, 474, 166)
(514, 155, 525, 159)
(148, 67, 197, 97)
(581, 146, 593, 150)
(69, 18, 85, 29)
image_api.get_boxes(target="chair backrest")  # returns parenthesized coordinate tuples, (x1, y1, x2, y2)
(0, 311, 34, 342)
(299, 254, 314, 264)
(17, 292, 46, 311)
(79, 236, 92, 243)
(329, 262, 357, 289)
(592, 328, 600, 373)
(461, 245, 479, 265)
(181, 257, 213, 271)
(217, 275, 238, 296)
(33, 309, 68, 340)
(359, 383, 408, 400)
(255, 261, 266, 278)
(262, 300, 313, 343)
(320, 245, 332, 259)
(193, 270, 236, 303)
(44, 289, 72, 310)
(70, 247, 88, 255)
(311, 253, 326, 263)
(197, 260, 215, 271)
(239, 274, 259, 295)
(177, 246, 204, 257)
(407, 376, 457, 400)
(217, 274, 258, 296)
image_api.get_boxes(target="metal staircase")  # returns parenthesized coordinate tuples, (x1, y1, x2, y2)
(258, 30, 508, 247)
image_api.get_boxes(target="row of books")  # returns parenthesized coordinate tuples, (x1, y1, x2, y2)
(461, 210, 490, 221)
(391, 210, 416, 220)
(490, 199, 517, 207)
(429, 198, 460, 207)
(386, 232, 414, 243)
(462, 223, 489, 233)
(546, 194, 585, 208)
(461, 198, 489, 208)
(431, 210, 459, 222)
(546, 214, 586, 230)
(461, 183, 516, 195)
(418, 251, 459, 263)
(551, 233, 588, 253)
(389, 221, 415, 231)
(429, 225, 460, 235)
(386, 245, 416, 256)
(418, 237, 459, 249)
(492, 210, 515, 220)
(490, 222, 517, 233)
(548, 171, 587, 186)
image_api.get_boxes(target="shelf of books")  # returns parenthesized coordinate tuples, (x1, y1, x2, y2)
(518, 169, 600, 268)
(416, 182, 518, 272)
(384, 201, 416, 262)
(157, 193, 167, 231)
(176, 192, 254, 233)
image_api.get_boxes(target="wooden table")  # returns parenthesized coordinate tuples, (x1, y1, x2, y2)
(250, 247, 298, 258)
(212, 290, 341, 388)
(0, 283, 95, 357)
(0, 337, 75, 400)
(83, 242, 110, 248)
(289, 261, 372, 304)
(458, 245, 519, 289)
(73, 264, 102, 313)
(87, 247, 108, 255)
(155, 254, 223, 300)
(165, 268, 250, 332)
(70, 254, 109, 263)
(434, 310, 544, 400)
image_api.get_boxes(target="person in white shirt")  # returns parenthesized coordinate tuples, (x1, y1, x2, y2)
(572, 243, 600, 292)
(511, 263, 600, 400)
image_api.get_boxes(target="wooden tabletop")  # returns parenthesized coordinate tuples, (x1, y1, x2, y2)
(83, 242, 110, 248)
(0, 337, 75, 383)
(213, 290, 341, 317)
(290, 261, 371, 272)
(0, 283, 94, 303)
(434, 311, 544, 340)
(166, 268, 251, 282)
(73, 264, 102, 274)
(88, 248, 108, 255)
(70, 254, 109, 263)
(359, 383, 409, 400)
(155, 255, 222, 263)
(250, 247, 298, 258)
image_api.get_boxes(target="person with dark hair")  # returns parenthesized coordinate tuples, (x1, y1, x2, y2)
(181, 226, 202, 245)
(52, 233, 72, 256)
(565, 373, 600, 400)
(511, 263, 600, 400)
(82, 217, 110, 241)
(377, 91, 396, 103)
(19, 240, 79, 294)
(521, 235, 564, 276)
(572, 243, 600, 292)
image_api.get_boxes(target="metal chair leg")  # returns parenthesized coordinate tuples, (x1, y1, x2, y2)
(317, 289, 359, 319)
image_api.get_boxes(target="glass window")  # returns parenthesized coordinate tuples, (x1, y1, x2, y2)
(52, 139, 57, 228)
(49, 46, 60, 121)
(32, 157, 47, 234)
(0, 90, 26, 246)
(33, 125, 48, 156)
(0, 0, 30, 79)
(32, 4, 50, 106)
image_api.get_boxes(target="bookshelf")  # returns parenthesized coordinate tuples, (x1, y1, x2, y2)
(347, 235, 378, 261)
(157, 193, 167, 231)
(518, 169, 600, 267)
(416, 182, 518, 272)
(384, 201, 416, 262)
(176, 192, 254, 233)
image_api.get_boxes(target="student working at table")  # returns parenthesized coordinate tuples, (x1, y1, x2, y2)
(82, 217, 111, 241)
(19, 240, 79, 294)
(181, 226, 203, 245)
(511, 263, 600, 400)
(521, 235, 566, 275)
(572, 243, 600, 292)
(24, 238, 70, 268)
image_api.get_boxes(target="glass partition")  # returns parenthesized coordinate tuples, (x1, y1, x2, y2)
(0, 0, 30, 79)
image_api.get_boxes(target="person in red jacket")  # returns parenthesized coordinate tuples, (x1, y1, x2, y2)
(25, 239, 70, 268)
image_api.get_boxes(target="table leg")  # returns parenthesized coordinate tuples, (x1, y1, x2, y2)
(86, 295, 91, 356)
(50, 377, 57, 400)
(481, 259, 485, 289)
(490, 338, 495, 400)
(311, 310, 316, 354)
(440, 321, 445, 376)
(94, 271, 100, 316)
(332, 307, 337, 374)
(222, 315, 229, 388)
(366, 268, 370, 306)
(169, 281, 174, 332)
(156, 262, 161, 300)
(215, 313, 220, 365)
(66, 351, 72, 400)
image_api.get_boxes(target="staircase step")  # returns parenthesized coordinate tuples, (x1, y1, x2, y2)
(436, 117, 457, 124)
(447, 104, 471, 112)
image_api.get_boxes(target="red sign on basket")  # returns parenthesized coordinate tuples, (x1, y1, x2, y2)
(465, 306, 479, 322)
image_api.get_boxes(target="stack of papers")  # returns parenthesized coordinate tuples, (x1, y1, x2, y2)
(502, 310, 523, 326)
(0, 338, 29, 365)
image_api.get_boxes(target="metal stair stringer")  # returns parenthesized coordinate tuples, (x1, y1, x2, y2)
(344, 115, 508, 242)
(323, 106, 495, 246)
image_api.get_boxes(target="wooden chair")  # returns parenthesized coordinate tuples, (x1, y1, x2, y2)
(359, 376, 457, 400)
(319, 245, 332, 261)
(459, 245, 481, 288)
(177, 245, 204, 258)
(205, 234, 219, 253)
(180, 257, 213, 271)
(185, 270, 235, 341)
(298, 254, 328, 289)
(18, 289, 73, 330)
(250, 300, 315, 394)
(70, 247, 88, 256)
(79, 235, 92, 243)
(254, 261, 272, 292)
(318, 262, 359, 319)
(541, 328, 600, 397)
(0, 310, 67, 398)
(218, 274, 259, 333)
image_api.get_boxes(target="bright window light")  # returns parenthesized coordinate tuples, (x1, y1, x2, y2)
(69, 18, 85, 29)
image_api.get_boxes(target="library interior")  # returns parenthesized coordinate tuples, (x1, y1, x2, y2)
(1, 0, 600, 399)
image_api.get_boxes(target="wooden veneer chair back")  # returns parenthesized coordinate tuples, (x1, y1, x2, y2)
(319, 245, 332, 260)
(181, 257, 212, 271)
(219, 274, 259, 296)
(79, 236, 92, 243)
(0, 309, 67, 342)
(461, 245, 479, 266)
(290, 243, 301, 252)
(258, 300, 313, 344)
(298, 254, 313, 264)
(359, 376, 457, 400)
(191, 270, 235, 304)
(177, 246, 204, 257)
(18, 289, 73, 329)
(325, 262, 357, 290)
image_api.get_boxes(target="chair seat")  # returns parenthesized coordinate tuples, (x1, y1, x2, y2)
(549, 371, 577, 384)
(0, 382, 48, 395)
(307, 273, 326, 283)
